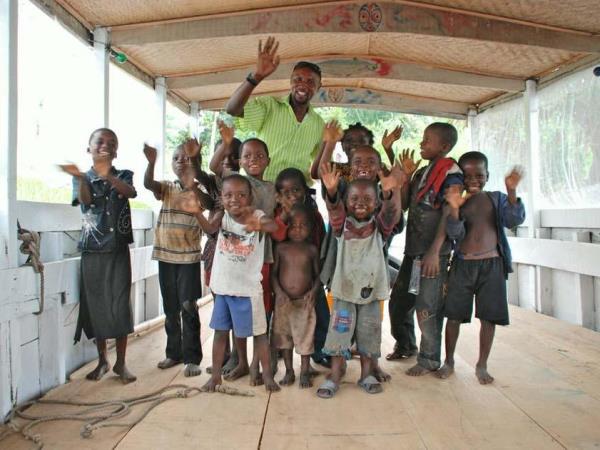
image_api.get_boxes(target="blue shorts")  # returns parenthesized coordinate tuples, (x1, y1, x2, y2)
(210, 294, 267, 338)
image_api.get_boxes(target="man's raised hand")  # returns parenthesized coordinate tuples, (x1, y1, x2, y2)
(255, 36, 280, 81)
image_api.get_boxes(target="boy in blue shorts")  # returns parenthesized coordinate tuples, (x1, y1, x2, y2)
(437, 151, 525, 384)
(179, 174, 281, 392)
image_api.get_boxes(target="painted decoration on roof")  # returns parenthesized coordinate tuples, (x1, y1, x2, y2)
(317, 88, 382, 105)
(359, 3, 383, 32)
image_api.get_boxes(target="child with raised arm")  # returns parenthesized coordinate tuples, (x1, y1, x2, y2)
(143, 138, 217, 377)
(178, 174, 281, 392)
(210, 125, 280, 384)
(60, 128, 137, 384)
(316, 165, 402, 398)
(437, 152, 525, 384)
(271, 204, 321, 388)
(387, 123, 464, 377)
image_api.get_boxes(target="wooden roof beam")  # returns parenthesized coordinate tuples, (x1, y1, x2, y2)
(111, 2, 600, 53)
(167, 56, 523, 92)
(192, 86, 470, 118)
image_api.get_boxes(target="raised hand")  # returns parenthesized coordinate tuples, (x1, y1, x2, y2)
(182, 138, 201, 160)
(143, 144, 157, 164)
(58, 163, 83, 178)
(505, 166, 524, 191)
(378, 169, 399, 193)
(389, 159, 409, 188)
(323, 120, 343, 144)
(244, 209, 262, 232)
(174, 190, 203, 215)
(217, 119, 235, 146)
(255, 36, 280, 81)
(398, 148, 421, 178)
(445, 184, 469, 210)
(381, 125, 403, 150)
(320, 162, 341, 195)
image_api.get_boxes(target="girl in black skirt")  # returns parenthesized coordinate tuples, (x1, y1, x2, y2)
(60, 128, 137, 383)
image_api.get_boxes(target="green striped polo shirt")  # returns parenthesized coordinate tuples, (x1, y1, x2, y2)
(239, 95, 325, 184)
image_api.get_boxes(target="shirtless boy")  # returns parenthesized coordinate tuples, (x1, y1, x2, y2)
(271, 204, 321, 388)
(437, 151, 525, 384)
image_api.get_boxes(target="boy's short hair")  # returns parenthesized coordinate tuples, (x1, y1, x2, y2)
(427, 122, 458, 150)
(344, 178, 378, 201)
(289, 203, 315, 231)
(292, 61, 322, 79)
(89, 127, 117, 143)
(344, 122, 375, 146)
(221, 173, 252, 195)
(458, 151, 489, 170)
(240, 138, 269, 158)
(350, 145, 382, 165)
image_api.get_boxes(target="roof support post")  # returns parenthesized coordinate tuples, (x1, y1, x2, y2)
(0, 0, 18, 271)
(467, 108, 479, 153)
(154, 76, 167, 180)
(523, 78, 546, 313)
(93, 27, 110, 127)
(524, 79, 541, 238)
(189, 101, 199, 139)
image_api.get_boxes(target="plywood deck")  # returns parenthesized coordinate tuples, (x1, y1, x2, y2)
(3, 304, 600, 449)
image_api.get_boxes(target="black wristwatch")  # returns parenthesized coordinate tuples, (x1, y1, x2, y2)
(246, 73, 259, 87)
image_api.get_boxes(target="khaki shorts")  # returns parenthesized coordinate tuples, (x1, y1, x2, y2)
(273, 296, 316, 355)
(323, 298, 382, 359)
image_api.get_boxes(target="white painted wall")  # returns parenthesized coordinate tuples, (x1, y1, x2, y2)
(0, 201, 159, 418)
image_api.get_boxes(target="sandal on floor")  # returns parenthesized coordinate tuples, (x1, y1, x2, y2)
(357, 375, 383, 394)
(316, 379, 339, 399)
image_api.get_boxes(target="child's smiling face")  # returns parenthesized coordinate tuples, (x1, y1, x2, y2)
(461, 160, 489, 194)
(278, 178, 306, 206)
(346, 182, 377, 220)
(350, 146, 381, 181)
(221, 178, 252, 216)
(341, 129, 371, 157)
(88, 130, 118, 161)
(240, 141, 270, 178)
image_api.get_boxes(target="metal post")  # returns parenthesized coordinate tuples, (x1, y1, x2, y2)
(154, 77, 167, 179)
(467, 107, 478, 152)
(524, 79, 540, 238)
(0, 0, 18, 270)
(93, 27, 110, 127)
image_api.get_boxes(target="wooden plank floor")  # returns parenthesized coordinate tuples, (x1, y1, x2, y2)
(3, 304, 600, 449)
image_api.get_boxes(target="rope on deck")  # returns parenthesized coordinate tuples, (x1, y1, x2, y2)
(0, 383, 254, 449)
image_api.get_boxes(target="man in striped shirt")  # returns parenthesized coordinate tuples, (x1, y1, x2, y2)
(226, 36, 325, 184)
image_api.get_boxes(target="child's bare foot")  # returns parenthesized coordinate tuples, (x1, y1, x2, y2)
(86, 361, 110, 380)
(372, 365, 392, 382)
(113, 362, 137, 384)
(201, 376, 221, 392)
(406, 363, 432, 376)
(476, 365, 494, 384)
(435, 363, 455, 379)
(279, 369, 295, 386)
(249, 367, 264, 386)
(221, 354, 238, 376)
(299, 371, 313, 389)
(184, 363, 202, 377)
(264, 377, 281, 392)
(223, 363, 250, 381)
(157, 358, 181, 369)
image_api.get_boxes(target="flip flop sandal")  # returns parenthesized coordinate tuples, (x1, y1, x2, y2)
(357, 375, 383, 394)
(316, 379, 339, 399)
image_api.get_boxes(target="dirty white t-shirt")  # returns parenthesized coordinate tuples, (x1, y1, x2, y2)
(209, 210, 266, 297)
